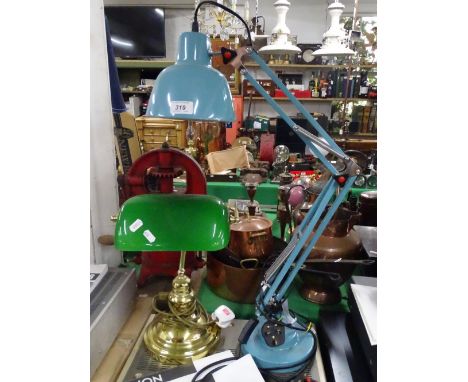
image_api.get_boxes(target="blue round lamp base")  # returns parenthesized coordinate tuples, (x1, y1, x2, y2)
(241, 317, 316, 374)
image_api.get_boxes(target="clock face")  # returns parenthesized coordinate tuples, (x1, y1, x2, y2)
(302, 49, 315, 63)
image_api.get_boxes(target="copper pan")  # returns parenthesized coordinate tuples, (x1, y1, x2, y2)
(228, 216, 273, 259)
(207, 237, 286, 303)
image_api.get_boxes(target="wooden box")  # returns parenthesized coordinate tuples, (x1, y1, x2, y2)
(242, 79, 276, 97)
(134, 117, 187, 153)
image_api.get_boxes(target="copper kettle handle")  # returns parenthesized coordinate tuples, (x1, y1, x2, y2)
(248, 231, 269, 239)
(248, 231, 269, 244)
(240, 258, 259, 269)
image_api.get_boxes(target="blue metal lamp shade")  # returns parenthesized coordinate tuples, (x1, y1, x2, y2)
(146, 32, 235, 122)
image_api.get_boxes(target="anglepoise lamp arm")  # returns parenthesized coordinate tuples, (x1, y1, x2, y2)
(230, 48, 361, 309)
(171, 0, 362, 312)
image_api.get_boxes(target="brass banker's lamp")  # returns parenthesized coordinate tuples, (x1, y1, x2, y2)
(114, 194, 230, 364)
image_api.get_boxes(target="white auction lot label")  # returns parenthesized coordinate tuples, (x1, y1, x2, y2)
(129, 219, 143, 232)
(170, 101, 193, 114)
(143, 229, 156, 243)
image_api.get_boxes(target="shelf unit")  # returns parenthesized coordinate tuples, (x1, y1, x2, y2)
(242, 61, 377, 138)
(241, 62, 377, 103)
(247, 97, 376, 102)
(115, 59, 377, 71)
(242, 62, 377, 70)
(115, 59, 377, 141)
(115, 60, 378, 101)
(121, 90, 152, 94)
(115, 59, 174, 69)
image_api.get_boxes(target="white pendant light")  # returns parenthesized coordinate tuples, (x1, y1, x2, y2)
(259, 0, 301, 54)
(313, 0, 355, 57)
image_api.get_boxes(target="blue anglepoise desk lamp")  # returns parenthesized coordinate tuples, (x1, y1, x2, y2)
(145, 0, 362, 375)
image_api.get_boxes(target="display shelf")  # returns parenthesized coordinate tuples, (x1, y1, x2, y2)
(121, 92, 376, 102)
(243, 62, 377, 70)
(331, 133, 377, 138)
(245, 96, 376, 102)
(116, 59, 174, 69)
(115, 60, 376, 71)
(121, 90, 151, 94)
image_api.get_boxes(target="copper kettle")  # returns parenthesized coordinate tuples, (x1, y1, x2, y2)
(298, 206, 364, 305)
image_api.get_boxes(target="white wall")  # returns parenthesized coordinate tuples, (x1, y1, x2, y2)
(90, 0, 122, 266)
(165, 8, 194, 60)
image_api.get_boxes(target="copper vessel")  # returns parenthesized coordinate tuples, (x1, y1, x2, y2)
(228, 216, 273, 259)
(299, 207, 363, 305)
(207, 238, 287, 303)
(206, 254, 263, 303)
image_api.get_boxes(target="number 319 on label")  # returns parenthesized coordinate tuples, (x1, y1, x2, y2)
(170, 101, 194, 115)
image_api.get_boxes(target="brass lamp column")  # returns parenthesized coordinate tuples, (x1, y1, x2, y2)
(143, 251, 221, 365)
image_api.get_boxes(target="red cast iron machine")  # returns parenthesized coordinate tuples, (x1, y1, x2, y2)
(118, 145, 207, 286)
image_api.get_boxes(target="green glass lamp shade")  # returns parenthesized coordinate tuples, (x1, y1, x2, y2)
(146, 32, 235, 122)
(114, 194, 230, 252)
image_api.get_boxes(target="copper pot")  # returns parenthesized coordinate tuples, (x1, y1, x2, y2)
(299, 207, 363, 305)
(228, 216, 273, 259)
(206, 254, 263, 303)
(207, 238, 287, 303)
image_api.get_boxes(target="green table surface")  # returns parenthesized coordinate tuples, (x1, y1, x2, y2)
(174, 180, 279, 205)
(175, 180, 374, 206)
(198, 276, 349, 322)
(126, 180, 371, 322)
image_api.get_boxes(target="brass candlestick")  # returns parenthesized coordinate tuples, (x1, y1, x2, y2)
(185, 121, 198, 158)
(277, 185, 293, 241)
(245, 183, 257, 216)
(242, 173, 262, 216)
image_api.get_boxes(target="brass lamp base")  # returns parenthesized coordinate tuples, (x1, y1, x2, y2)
(144, 252, 220, 365)
(143, 298, 220, 365)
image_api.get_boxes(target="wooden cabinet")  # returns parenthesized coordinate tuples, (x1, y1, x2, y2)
(135, 117, 187, 153)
